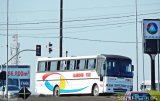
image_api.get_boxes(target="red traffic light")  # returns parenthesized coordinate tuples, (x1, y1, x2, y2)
(36, 45, 41, 56)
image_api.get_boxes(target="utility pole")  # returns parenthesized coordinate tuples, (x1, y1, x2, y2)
(6, 0, 9, 100)
(135, 0, 139, 91)
(59, 0, 63, 57)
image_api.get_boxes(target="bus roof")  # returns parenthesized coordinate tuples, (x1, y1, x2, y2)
(37, 54, 106, 61)
(101, 54, 131, 60)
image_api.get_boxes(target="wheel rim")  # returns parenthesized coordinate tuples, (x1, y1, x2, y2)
(55, 89, 59, 96)
(54, 87, 60, 97)
(93, 85, 99, 96)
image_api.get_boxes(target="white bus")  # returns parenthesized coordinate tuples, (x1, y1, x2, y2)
(102, 54, 134, 93)
(35, 54, 134, 96)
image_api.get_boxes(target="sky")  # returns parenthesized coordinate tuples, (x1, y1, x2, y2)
(0, 0, 160, 94)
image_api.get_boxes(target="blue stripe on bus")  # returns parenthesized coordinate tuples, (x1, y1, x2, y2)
(45, 80, 54, 91)
(45, 80, 89, 93)
(60, 86, 88, 93)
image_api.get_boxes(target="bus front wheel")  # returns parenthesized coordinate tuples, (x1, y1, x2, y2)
(92, 84, 99, 96)
(53, 86, 60, 97)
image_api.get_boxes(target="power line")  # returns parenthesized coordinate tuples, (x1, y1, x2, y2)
(0, 21, 135, 36)
(1, 8, 160, 25)
(0, 1, 160, 14)
(0, 21, 137, 30)
(0, 33, 142, 44)
(0, 11, 160, 26)
(64, 36, 142, 43)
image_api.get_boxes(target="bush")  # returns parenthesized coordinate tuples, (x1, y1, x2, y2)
(148, 90, 160, 101)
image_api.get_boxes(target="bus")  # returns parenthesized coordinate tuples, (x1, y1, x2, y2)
(102, 54, 134, 93)
(140, 80, 160, 91)
(35, 54, 134, 96)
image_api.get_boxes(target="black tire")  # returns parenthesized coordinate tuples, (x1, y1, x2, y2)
(53, 86, 60, 97)
(92, 85, 99, 96)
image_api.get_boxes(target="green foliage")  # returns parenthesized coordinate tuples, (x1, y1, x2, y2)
(148, 90, 160, 101)
(113, 94, 124, 101)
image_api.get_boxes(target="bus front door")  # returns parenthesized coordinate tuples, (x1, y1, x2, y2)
(100, 64, 107, 93)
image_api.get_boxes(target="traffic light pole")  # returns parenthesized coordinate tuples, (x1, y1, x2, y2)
(3, 49, 35, 66)
(6, 0, 9, 100)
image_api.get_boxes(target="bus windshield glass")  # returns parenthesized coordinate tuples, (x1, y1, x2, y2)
(106, 58, 133, 78)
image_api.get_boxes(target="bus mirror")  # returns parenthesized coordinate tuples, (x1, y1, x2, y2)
(2, 86, 5, 91)
(103, 64, 106, 70)
(131, 65, 134, 71)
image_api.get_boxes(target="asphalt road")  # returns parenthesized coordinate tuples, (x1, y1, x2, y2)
(1, 95, 120, 101)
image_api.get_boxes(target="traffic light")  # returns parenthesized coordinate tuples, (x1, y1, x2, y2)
(49, 42, 52, 54)
(36, 45, 41, 56)
(0, 71, 6, 80)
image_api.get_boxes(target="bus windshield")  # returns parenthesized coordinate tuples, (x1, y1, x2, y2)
(106, 58, 133, 78)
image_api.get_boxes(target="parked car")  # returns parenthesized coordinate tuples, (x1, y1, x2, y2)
(0, 85, 20, 98)
(123, 91, 151, 101)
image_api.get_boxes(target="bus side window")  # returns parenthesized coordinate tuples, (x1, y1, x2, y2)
(79, 59, 86, 70)
(88, 59, 96, 69)
(66, 60, 70, 70)
(47, 61, 51, 71)
(45, 62, 48, 71)
(85, 60, 88, 69)
(60, 61, 66, 71)
(38, 61, 45, 72)
(75, 60, 80, 70)
(57, 61, 60, 70)
(50, 61, 57, 71)
(69, 60, 75, 70)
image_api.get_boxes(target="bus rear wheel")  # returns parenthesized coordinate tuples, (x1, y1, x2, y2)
(53, 86, 60, 97)
(92, 84, 99, 96)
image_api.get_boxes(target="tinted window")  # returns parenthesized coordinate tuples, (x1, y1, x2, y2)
(79, 59, 86, 70)
(69, 60, 75, 70)
(75, 60, 80, 70)
(57, 61, 60, 70)
(60, 61, 66, 70)
(50, 61, 57, 71)
(46, 61, 51, 71)
(66, 60, 70, 70)
(88, 59, 96, 69)
(106, 58, 133, 78)
(38, 61, 45, 72)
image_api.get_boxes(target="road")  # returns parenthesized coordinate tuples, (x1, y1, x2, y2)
(1, 95, 121, 101)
